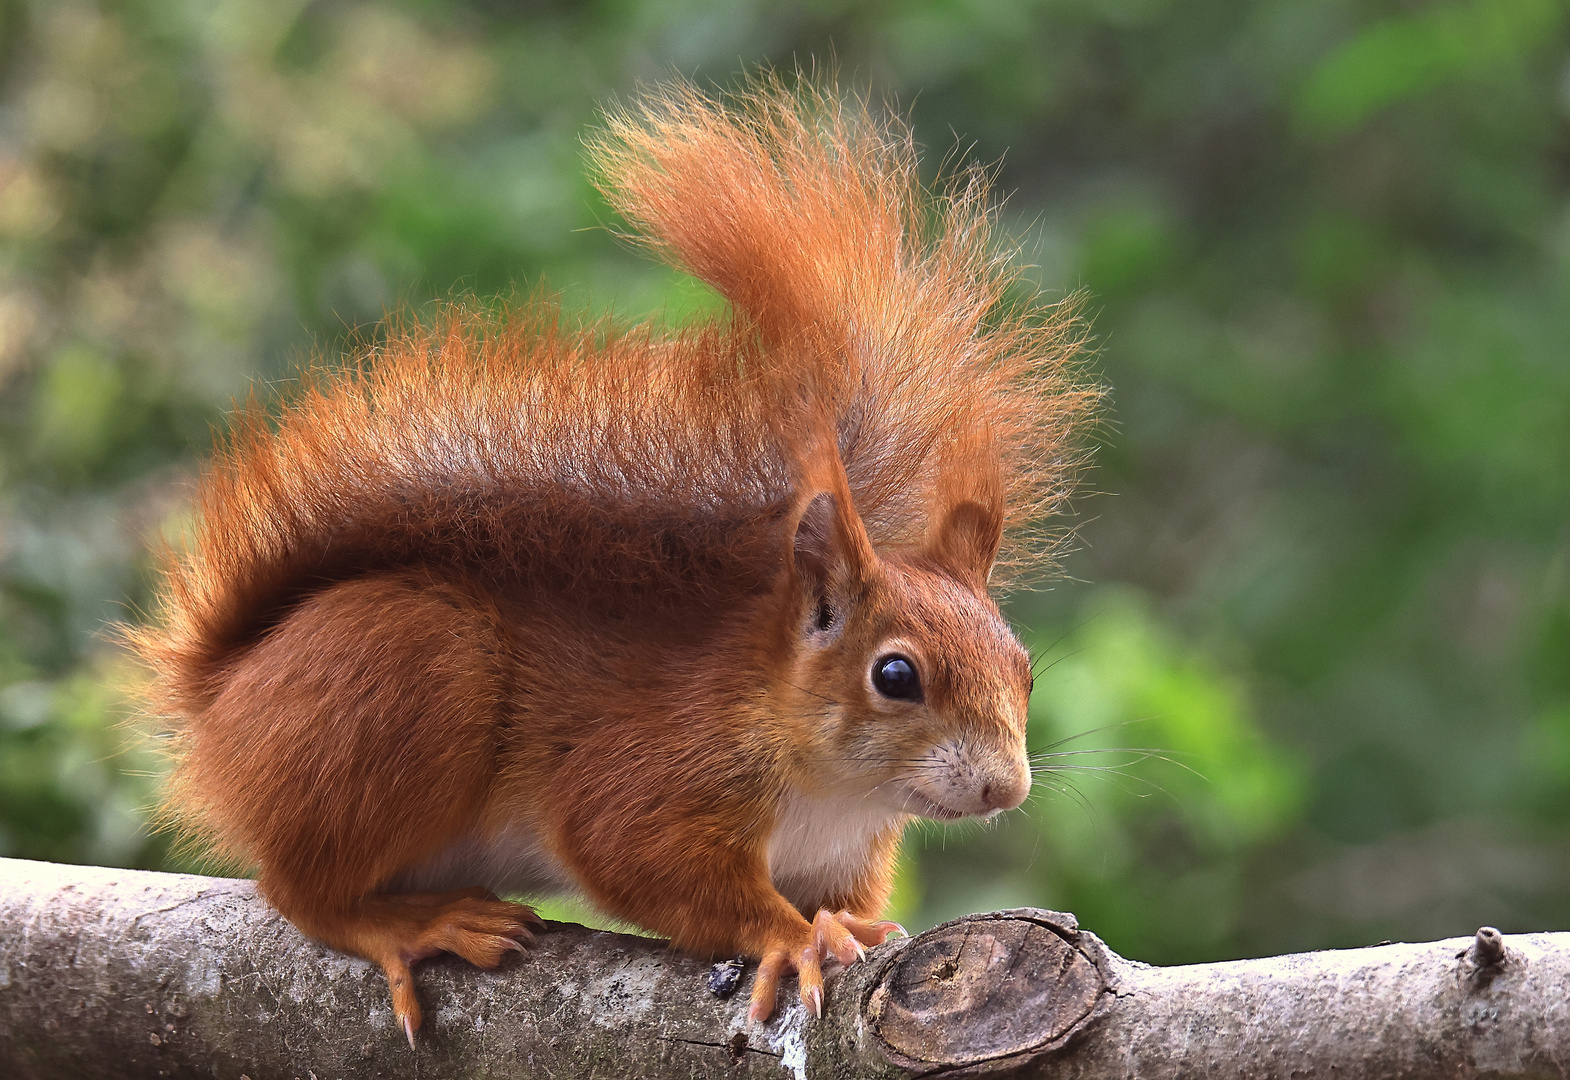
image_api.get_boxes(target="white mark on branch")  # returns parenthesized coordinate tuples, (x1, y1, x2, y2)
(755, 1004, 809, 1080)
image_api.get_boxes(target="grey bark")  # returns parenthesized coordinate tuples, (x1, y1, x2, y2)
(1, 857, 1567, 1079)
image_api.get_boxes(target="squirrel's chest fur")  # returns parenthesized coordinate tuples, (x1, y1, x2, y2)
(395, 788, 900, 911)
(765, 786, 903, 910)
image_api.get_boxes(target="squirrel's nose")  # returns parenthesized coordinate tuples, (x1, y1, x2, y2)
(980, 758, 1030, 811)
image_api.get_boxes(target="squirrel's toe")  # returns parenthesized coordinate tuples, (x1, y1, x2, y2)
(812, 908, 864, 966)
(382, 957, 423, 1049)
(830, 910, 905, 948)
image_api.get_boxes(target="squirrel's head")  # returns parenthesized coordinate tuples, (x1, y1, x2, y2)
(782, 489, 1032, 821)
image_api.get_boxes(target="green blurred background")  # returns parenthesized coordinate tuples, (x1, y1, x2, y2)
(1, 0, 1567, 966)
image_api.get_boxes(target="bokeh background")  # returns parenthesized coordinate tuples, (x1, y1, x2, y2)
(2, 0, 1567, 966)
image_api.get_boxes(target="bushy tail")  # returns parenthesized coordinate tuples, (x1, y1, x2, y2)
(588, 75, 1098, 574)
(128, 75, 1097, 721)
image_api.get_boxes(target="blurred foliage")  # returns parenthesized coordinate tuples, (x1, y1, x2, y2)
(1, 0, 1567, 966)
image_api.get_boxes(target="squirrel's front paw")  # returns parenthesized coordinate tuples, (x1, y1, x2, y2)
(748, 910, 905, 1023)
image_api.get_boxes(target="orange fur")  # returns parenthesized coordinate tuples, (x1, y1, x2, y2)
(124, 76, 1097, 1037)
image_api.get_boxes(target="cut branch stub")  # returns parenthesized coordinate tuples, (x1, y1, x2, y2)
(864, 909, 1112, 1075)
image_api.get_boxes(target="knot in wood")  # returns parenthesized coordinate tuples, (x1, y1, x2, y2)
(866, 912, 1107, 1073)
(1473, 926, 1505, 968)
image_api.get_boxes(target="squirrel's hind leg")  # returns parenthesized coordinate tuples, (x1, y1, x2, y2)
(293, 890, 544, 1048)
(184, 570, 530, 1044)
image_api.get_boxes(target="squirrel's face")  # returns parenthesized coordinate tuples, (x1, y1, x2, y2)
(785, 491, 1033, 821)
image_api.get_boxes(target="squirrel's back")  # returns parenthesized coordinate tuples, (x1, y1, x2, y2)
(128, 77, 1094, 720)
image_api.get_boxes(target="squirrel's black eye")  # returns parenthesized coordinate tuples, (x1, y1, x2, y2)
(872, 654, 922, 701)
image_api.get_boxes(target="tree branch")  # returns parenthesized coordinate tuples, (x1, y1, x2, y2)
(2, 858, 1566, 1079)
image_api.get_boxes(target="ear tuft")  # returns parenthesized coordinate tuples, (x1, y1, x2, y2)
(927, 499, 1004, 590)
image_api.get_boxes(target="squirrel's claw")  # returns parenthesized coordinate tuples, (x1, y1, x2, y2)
(803, 980, 824, 1019)
(831, 911, 905, 947)
(383, 958, 422, 1050)
(411, 896, 541, 969)
(371, 893, 542, 1045)
(747, 909, 895, 1024)
(812, 908, 863, 967)
(745, 941, 825, 1023)
(797, 943, 825, 1017)
(747, 941, 826, 1022)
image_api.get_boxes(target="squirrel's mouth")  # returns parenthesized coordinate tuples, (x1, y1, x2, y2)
(901, 788, 967, 821)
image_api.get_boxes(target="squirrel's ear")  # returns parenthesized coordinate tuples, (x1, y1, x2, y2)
(791, 491, 873, 606)
(924, 499, 1004, 591)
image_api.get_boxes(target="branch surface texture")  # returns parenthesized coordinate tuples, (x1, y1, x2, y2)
(2, 858, 1567, 1079)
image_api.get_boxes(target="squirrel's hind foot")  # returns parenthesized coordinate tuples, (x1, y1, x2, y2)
(350, 890, 543, 1046)
(746, 909, 903, 1025)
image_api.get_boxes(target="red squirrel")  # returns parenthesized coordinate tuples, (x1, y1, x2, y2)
(126, 78, 1094, 1044)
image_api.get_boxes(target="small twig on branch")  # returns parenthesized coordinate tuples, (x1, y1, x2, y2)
(1, 858, 1567, 1079)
